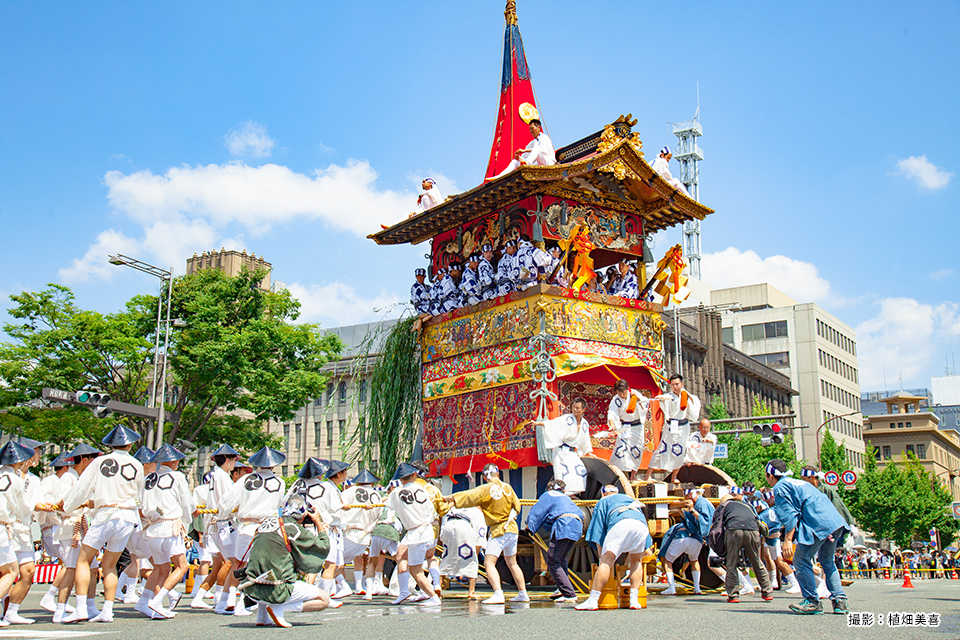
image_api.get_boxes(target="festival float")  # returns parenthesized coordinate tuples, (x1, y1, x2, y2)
(370, 1, 728, 586)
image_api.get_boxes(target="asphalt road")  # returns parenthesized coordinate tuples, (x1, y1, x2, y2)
(2, 578, 957, 640)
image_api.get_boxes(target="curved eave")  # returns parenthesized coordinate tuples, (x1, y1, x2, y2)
(369, 139, 714, 246)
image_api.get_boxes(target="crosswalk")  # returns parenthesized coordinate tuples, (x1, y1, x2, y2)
(0, 631, 108, 640)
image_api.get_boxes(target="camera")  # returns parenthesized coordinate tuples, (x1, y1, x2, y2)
(708, 555, 725, 568)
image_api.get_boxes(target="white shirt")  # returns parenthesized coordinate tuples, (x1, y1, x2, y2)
(55, 467, 84, 544)
(340, 485, 382, 545)
(209, 466, 235, 522)
(38, 473, 63, 527)
(607, 390, 650, 433)
(685, 431, 718, 465)
(314, 480, 345, 530)
(62, 450, 144, 527)
(0, 466, 31, 547)
(416, 186, 444, 213)
(541, 414, 593, 455)
(386, 481, 438, 545)
(141, 465, 195, 538)
(521, 132, 556, 166)
(652, 155, 691, 196)
(657, 390, 702, 425)
(220, 470, 286, 536)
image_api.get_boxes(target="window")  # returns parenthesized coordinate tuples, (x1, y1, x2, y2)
(339, 419, 346, 438)
(905, 444, 915, 456)
(765, 320, 788, 338)
(295, 424, 302, 450)
(326, 382, 334, 404)
(916, 444, 926, 459)
(875, 447, 882, 460)
(338, 381, 347, 404)
(359, 417, 365, 445)
(283, 423, 290, 448)
(722, 327, 733, 344)
(314, 397, 322, 407)
(890, 423, 896, 429)
(358, 379, 367, 403)
(756, 352, 789, 368)
(905, 422, 912, 428)
(315, 423, 322, 450)
(882, 446, 891, 460)
(282, 465, 289, 477)
(742, 324, 765, 341)
(326, 421, 333, 447)
(370, 460, 378, 474)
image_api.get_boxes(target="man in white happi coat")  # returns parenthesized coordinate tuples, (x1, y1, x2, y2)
(651, 146, 691, 196)
(192, 443, 241, 610)
(6, 437, 48, 625)
(340, 469, 381, 595)
(363, 481, 401, 600)
(138, 444, 196, 619)
(646, 374, 702, 483)
(36, 452, 74, 615)
(438, 507, 481, 598)
(61, 425, 145, 623)
(532, 397, 595, 494)
(386, 463, 441, 607)
(496, 119, 556, 177)
(50, 444, 100, 623)
(607, 379, 651, 480)
(684, 419, 718, 468)
(0, 442, 35, 627)
(188, 471, 217, 602)
(219, 447, 288, 617)
(309, 460, 352, 601)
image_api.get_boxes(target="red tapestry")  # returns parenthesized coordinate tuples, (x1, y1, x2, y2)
(423, 380, 542, 475)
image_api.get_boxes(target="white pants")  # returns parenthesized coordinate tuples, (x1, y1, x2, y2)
(601, 519, 649, 557)
(664, 536, 702, 563)
(83, 520, 136, 553)
(148, 536, 187, 563)
(369, 536, 397, 558)
(486, 532, 518, 558)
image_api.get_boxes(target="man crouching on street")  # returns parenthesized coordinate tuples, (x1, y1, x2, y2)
(240, 494, 332, 627)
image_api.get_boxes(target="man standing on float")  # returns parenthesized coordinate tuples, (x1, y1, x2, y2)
(645, 374, 701, 483)
(607, 379, 650, 481)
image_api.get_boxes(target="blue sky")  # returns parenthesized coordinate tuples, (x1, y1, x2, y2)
(1, 1, 958, 392)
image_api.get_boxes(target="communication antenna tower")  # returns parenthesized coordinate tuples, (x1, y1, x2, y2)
(671, 87, 704, 279)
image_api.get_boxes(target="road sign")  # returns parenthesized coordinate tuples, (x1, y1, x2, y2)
(823, 470, 840, 486)
(953, 503, 960, 520)
(713, 443, 728, 459)
(841, 470, 858, 485)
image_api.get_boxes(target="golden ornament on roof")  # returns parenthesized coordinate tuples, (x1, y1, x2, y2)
(519, 102, 539, 124)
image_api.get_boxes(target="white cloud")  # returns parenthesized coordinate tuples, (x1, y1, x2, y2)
(103, 160, 412, 236)
(893, 155, 953, 190)
(856, 298, 960, 389)
(930, 268, 955, 281)
(224, 121, 275, 158)
(701, 247, 840, 306)
(286, 281, 404, 326)
(58, 228, 141, 283)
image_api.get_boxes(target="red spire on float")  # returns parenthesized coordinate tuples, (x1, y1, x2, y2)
(484, 1, 542, 180)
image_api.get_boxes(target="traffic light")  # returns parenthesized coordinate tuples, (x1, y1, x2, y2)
(752, 423, 784, 446)
(74, 390, 112, 418)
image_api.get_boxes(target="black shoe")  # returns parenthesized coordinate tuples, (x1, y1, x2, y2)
(789, 598, 823, 615)
(832, 597, 849, 615)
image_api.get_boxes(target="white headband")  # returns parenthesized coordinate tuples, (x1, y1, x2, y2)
(661, 146, 671, 155)
(766, 463, 793, 477)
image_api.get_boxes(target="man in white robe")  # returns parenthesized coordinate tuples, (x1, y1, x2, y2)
(646, 374, 702, 483)
(495, 120, 556, 177)
(532, 397, 594, 494)
(340, 470, 381, 595)
(415, 178, 443, 214)
(684, 418, 718, 467)
(651, 147, 691, 196)
(438, 508, 480, 597)
(607, 379, 651, 480)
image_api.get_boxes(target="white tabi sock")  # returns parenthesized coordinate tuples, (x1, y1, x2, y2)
(319, 578, 335, 594)
(227, 586, 237, 609)
(739, 571, 754, 590)
(190, 576, 204, 597)
(397, 572, 410, 597)
(365, 577, 375, 594)
(629, 588, 640, 608)
(335, 575, 348, 591)
(354, 570, 364, 589)
(585, 589, 601, 605)
(214, 585, 223, 599)
(692, 570, 701, 592)
(75, 595, 88, 615)
(152, 588, 169, 604)
(5, 603, 19, 617)
(429, 567, 441, 590)
(374, 571, 383, 585)
(666, 571, 675, 588)
(138, 589, 153, 608)
(101, 601, 113, 616)
(46, 585, 59, 599)
(55, 603, 65, 617)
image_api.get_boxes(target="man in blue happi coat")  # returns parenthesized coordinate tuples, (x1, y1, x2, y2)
(765, 459, 849, 615)
(410, 268, 431, 316)
(575, 486, 650, 611)
(524, 479, 583, 603)
(657, 486, 713, 595)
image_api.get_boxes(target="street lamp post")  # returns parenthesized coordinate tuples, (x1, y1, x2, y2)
(816, 409, 862, 469)
(109, 254, 174, 449)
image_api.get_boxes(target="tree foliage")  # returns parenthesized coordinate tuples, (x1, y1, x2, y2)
(818, 428, 848, 474)
(848, 444, 960, 548)
(344, 315, 421, 479)
(713, 397, 804, 488)
(0, 269, 342, 453)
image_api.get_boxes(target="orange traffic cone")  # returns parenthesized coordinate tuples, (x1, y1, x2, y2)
(951, 569, 958, 580)
(901, 570, 914, 588)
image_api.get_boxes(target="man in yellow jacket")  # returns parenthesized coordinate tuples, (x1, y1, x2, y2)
(444, 464, 527, 604)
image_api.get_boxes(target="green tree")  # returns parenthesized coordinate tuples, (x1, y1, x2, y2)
(0, 269, 342, 453)
(713, 397, 804, 488)
(849, 444, 960, 548)
(819, 428, 848, 474)
(344, 315, 421, 478)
